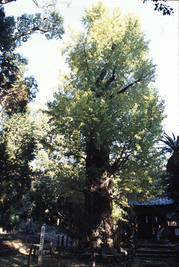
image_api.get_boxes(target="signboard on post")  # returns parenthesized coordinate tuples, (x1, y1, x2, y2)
(38, 224, 45, 265)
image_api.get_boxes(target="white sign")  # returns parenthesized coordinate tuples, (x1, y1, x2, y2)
(38, 225, 45, 265)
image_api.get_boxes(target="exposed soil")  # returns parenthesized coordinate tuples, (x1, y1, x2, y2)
(0, 232, 124, 266)
(0, 233, 179, 266)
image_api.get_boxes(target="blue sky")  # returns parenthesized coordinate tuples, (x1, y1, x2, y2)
(5, 0, 179, 135)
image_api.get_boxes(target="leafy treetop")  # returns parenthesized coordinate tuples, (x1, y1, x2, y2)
(48, 2, 165, 226)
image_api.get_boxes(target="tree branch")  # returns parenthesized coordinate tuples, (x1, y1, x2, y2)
(117, 78, 142, 95)
(109, 78, 142, 99)
(111, 144, 126, 170)
(15, 18, 49, 39)
(82, 43, 92, 78)
(32, 0, 71, 11)
(111, 148, 130, 174)
(65, 151, 86, 161)
(95, 65, 108, 87)
(110, 138, 135, 173)
(0, 0, 16, 4)
(71, 186, 85, 193)
(32, 0, 56, 11)
(95, 41, 116, 87)
(104, 66, 116, 89)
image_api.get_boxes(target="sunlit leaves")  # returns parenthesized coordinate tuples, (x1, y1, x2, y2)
(48, 3, 165, 223)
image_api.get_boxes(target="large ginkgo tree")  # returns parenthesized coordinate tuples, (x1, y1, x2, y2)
(48, 2, 165, 247)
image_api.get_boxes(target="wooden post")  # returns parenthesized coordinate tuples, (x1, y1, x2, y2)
(28, 245, 33, 267)
(50, 242, 53, 254)
(56, 235, 59, 251)
(61, 235, 64, 248)
(38, 224, 45, 265)
(66, 236, 68, 247)
(92, 250, 96, 267)
(57, 249, 61, 267)
(33, 246, 37, 259)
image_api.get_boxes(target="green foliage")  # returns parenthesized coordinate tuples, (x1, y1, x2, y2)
(160, 133, 179, 210)
(160, 133, 179, 154)
(0, 52, 38, 115)
(10, 108, 82, 231)
(0, 0, 65, 230)
(48, 2, 165, 235)
(0, 2, 64, 115)
(0, 112, 36, 229)
(15, 11, 64, 44)
(1, 2, 64, 48)
(0, 6, 16, 51)
(0, 0, 168, 235)
(30, 172, 58, 223)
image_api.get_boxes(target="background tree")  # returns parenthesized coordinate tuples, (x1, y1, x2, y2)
(0, 52, 38, 116)
(48, 2, 165, 247)
(0, 0, 65, 229)
(143, 0, 174, 15)
(0, 0, 174, 16)
(0, 2, 64, 114)
(28, 110, 62, 225)
(160, 133, 179, 212)
(0, 113, 36, 230)
(26, 108, 84, 234)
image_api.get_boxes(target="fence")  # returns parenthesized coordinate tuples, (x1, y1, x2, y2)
(27, 232, 132, 267)
(28, 234, 75, 267)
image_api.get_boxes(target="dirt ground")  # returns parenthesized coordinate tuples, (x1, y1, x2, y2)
(0, 232, 124, 266)
(1, 232, 179, 266)
(0, 232, 75, 266)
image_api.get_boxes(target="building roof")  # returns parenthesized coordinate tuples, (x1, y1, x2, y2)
(133, 196, 173, 206)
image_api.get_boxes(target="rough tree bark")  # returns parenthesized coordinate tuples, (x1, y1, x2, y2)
(85, 137, 114, 246)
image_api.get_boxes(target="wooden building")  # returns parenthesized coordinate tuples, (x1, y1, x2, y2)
(134, 196, 179, 241)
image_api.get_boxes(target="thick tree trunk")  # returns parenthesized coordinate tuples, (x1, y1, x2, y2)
(85, 137, 114, 246)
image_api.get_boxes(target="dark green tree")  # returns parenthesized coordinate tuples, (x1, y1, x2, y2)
(143, 0, 174, 15)
(0, 113, 36, 230)
(0, 52, 38, 115)
(0, 3, 64, 114)
(160, 133, 179, 206)
(0, 6, 16, 51)
(0, 0, 65, 229)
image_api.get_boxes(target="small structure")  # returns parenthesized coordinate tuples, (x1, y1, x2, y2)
(134, 195, 179, 241)
(26, 217, 33, 234)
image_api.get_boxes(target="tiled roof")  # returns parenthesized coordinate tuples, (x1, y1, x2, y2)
(133, 196, 173, 206)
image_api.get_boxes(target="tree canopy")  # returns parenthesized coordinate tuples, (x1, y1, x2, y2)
(0, 0, 64, 115)
(0, 0, 174, 16)
(0, 0, 170, 241)
(143, 0, 174, 16)
(160, 133, 179, 209)
(47, 2, 165, 246)
(0, 112, 36, 229)
(0, 0, 65, 229)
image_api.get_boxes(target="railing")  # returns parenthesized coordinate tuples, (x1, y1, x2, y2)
(27, 234, 75, 267)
